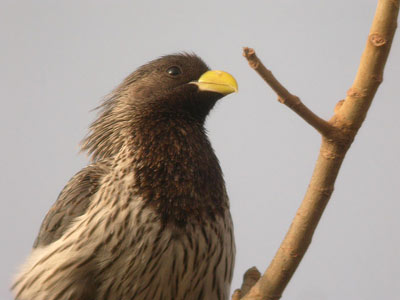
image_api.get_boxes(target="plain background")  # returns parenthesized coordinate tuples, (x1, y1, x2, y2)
(1, 1, 399, 299)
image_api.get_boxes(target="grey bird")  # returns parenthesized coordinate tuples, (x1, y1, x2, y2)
(12, 53, 238, 300)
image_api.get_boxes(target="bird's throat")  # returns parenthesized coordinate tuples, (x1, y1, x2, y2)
(129, 117, 227, 227)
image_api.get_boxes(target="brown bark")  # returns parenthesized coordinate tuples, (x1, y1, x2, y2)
(238, 1, 399, 299)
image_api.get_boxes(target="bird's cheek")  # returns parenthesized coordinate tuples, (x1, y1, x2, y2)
(132, 85, 158, 99)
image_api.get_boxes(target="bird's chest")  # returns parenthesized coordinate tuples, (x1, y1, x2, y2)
(95, 199, 234, 300)
(90, 154, 234, 299)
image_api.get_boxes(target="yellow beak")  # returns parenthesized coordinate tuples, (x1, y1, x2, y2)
(191, 70, 238, 95)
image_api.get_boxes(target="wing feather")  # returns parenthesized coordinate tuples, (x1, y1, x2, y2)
(33, 159, 111, 248)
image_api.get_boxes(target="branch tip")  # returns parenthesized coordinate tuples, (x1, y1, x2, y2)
(240, 266, 261, 297)
(243, 47, 260, 69)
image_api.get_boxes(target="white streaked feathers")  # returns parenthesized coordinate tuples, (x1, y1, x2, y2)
(13, 146, 235, 300)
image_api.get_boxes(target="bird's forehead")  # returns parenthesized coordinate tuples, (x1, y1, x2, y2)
(149, 54, 209, 73)
(121, 54, 210, 89)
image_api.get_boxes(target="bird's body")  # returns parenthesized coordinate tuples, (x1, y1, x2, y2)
(12, 54, 237, 300)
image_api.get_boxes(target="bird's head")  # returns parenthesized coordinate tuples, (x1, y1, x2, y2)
(82, 53, 237, 161)
(118, 53, 237, 119)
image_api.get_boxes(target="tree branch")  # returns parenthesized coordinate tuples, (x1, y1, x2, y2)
(243, 47, 334, 137)
(232, 267, 261, 300)
(239, 1, 399, 299)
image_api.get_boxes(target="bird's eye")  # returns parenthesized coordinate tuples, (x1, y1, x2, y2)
(166, 66, 182, 76)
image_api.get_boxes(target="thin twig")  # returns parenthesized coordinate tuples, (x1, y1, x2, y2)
(243, 47, 334, 137)
(239, 1, 399, 299)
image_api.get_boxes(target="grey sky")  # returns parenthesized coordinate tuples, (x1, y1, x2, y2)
(1, 1, 399, 299)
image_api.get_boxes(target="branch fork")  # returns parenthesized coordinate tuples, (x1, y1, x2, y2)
(243, 47, 338, 140)
(237, 1, 399, 299)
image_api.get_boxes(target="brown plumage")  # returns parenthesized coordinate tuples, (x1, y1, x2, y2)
(12, 53, 237, 300)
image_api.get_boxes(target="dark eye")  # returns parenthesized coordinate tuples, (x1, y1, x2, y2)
(166, 66, 182, 76)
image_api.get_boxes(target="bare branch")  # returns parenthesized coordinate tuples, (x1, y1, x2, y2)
(233, 267, 261, 300)
(240, 267, 261, 297)
(239, 1, 399, 299)
(334, 0, 399, 130)
(243, 47, 334, 137)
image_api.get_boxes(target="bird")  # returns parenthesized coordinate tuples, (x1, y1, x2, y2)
(12, 53, 238, 300)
